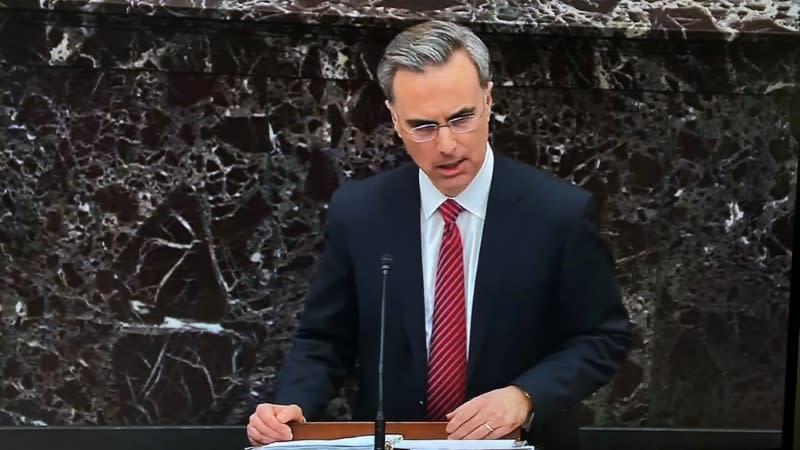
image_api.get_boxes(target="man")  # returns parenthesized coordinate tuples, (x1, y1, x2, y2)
(247, 20, 631, 450)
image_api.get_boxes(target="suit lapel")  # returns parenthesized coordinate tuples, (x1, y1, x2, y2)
(384, 164, 428, 404)
(467, 156, 524, 389)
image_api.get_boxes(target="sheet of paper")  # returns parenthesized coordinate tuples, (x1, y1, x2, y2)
(393, 439, 533, 450)
(254, 434, 402, 449)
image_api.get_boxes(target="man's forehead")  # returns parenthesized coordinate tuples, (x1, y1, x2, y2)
(390, 57, 483, 114)
(391, 92, 480, 118)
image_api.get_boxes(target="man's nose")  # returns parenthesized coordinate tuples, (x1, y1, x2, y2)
(435, 126, 457, 154)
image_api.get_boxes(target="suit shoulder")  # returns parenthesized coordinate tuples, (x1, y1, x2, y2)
(498, 156, 591, 217)
(328, 162, 415, 217)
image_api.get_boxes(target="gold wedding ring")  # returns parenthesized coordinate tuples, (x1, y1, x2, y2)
(483, 422, 494, 432)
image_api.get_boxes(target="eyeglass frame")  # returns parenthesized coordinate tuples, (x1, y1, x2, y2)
(389, 93, 491, 143)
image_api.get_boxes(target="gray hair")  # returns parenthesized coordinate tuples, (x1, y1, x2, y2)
(377, 20, 492, 102)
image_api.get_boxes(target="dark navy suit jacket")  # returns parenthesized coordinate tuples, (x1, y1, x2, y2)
(275, 154, 631, 449)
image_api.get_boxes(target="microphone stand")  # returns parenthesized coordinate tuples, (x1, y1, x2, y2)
(374, 254, 392, 450)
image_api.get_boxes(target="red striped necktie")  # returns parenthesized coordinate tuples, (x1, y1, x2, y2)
(426, 198, 467, 421)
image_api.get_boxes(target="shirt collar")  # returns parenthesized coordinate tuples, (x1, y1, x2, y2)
(419, 143, 494, 221)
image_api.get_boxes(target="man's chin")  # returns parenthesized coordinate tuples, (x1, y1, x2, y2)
(433, 177, 468, 197)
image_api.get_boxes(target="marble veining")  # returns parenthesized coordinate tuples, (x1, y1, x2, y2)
(1, 12, 797, 96)
(0, 0, 798, 40)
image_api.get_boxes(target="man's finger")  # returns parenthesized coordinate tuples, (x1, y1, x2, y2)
(277, 404, 303, 424)
(449, 411, 492, 440)
(445, 402, 479, 434)
(461, 421, 494, 440)
(247, 424, 270, 446)
(254, 404, 275, 423)
(464, 422, 509, 440)
(260, 409, 293, 440)
(252, 412, 289, 442)
(488, 426, 510, 440)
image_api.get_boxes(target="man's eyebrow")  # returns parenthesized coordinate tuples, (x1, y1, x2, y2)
(405, 106, 476, 128)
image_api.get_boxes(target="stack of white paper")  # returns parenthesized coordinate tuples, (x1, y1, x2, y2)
(394, 439, 533, 449)
(253, 435, 533, 450)
(255, 434, 402, 449)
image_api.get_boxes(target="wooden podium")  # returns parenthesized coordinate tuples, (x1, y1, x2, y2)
(290, 422, 520, 440)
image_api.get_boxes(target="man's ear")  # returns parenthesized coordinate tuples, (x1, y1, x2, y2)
(385, 99, 395, 123)
(385, 99, 400, 135)
(486, 81, 494, 108)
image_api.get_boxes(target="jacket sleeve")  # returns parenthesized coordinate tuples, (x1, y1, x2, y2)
(512, 195, 632, 429)
(274, 186, 358, 419)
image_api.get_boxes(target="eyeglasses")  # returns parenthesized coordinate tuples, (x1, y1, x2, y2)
(395, 97, 489, 143)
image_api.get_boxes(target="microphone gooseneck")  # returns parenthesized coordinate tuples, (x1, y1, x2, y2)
(375, 254, 392, 450)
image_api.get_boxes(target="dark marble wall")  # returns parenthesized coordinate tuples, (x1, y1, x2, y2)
(0, 0, 797, 429)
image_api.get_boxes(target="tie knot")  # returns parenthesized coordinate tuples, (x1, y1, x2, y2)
(438, 199, 463, 224)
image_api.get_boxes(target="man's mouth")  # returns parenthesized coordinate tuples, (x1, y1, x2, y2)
(438, 159, 464, 169)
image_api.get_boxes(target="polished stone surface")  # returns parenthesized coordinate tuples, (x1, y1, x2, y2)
(0, 0, 797, 429)
(1, 0, 798, 39)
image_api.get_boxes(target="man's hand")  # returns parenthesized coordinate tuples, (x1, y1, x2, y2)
(445, 386, 531, 440)
(247, 403, 306, 446)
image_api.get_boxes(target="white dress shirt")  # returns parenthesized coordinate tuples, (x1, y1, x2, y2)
(419, 144, 494, 359)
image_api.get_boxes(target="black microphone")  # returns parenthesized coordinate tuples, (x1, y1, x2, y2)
(374, 254, 392, 450)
